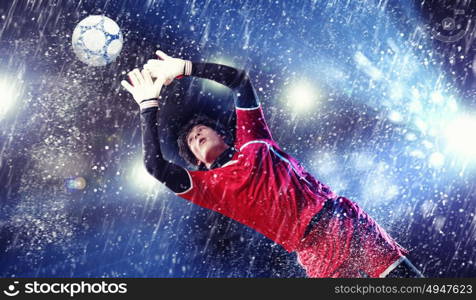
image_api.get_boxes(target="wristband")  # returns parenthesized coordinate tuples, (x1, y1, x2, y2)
(176, 60, 192, 79)
(184, 60, 192, 76)
(140, 99, 159, 110)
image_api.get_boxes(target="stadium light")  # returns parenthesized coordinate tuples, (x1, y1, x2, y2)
(283, 79, 321, 113)
(0, 77, 20, 119)
(128, 158, 167, 195)
(388, 111, 404, 123)
(444, 115, 476, 159)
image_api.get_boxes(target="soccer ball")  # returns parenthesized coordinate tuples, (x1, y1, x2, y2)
(72, 15, 123, 67)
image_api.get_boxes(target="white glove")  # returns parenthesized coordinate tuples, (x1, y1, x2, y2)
(144, 50, 192, 86)
(121, 68, 166, 109)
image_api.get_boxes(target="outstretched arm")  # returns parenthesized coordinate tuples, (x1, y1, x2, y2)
(144, 51, 273, 146)
(140, 107, 191, 193)
(190, 63, 273, 145)
(189, 62, 259, 109)
(121, 69, 191, 194)
(144, 51, 259, 109)
(144, 51, 273, 148)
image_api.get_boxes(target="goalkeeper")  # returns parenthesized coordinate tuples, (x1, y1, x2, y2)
(120, 51, 423, 278)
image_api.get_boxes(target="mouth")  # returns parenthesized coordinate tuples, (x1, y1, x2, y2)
(199, 137, 206, 145)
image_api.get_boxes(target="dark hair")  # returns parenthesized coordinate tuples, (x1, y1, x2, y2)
(177, 115, 232, 166)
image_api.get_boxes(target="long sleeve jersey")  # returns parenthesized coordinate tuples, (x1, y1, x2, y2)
(139, 62, 408, 277)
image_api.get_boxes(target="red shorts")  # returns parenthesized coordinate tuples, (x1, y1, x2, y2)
(295, 197, 408, 278)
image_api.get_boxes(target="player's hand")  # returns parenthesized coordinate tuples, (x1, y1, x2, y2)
(121, 68, 166, 109)
(144, 50, 192, 86)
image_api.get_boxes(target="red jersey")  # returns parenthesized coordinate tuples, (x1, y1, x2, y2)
(175, 106, 408, 277)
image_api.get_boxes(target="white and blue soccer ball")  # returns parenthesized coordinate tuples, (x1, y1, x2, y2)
(72, 15, 123, 67)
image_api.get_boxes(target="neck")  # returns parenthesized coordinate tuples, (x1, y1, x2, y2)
(204, 144, 232, 169)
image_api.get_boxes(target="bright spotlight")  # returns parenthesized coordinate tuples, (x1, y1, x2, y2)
(444, 116, 476, 159)
(128, 158, 167, 195)
(388, 111, 403, 123)
(284, 80, 320, 113)
(0, 77, 20, 118)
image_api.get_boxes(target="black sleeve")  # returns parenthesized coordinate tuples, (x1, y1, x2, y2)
(140, 106, 191, 194)
(191, 62, 259, 109)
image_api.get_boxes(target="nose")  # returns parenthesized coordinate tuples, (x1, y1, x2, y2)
(194, 132, 201, 142)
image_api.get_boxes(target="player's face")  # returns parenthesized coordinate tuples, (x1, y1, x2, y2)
(187, 125, 228, 166)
